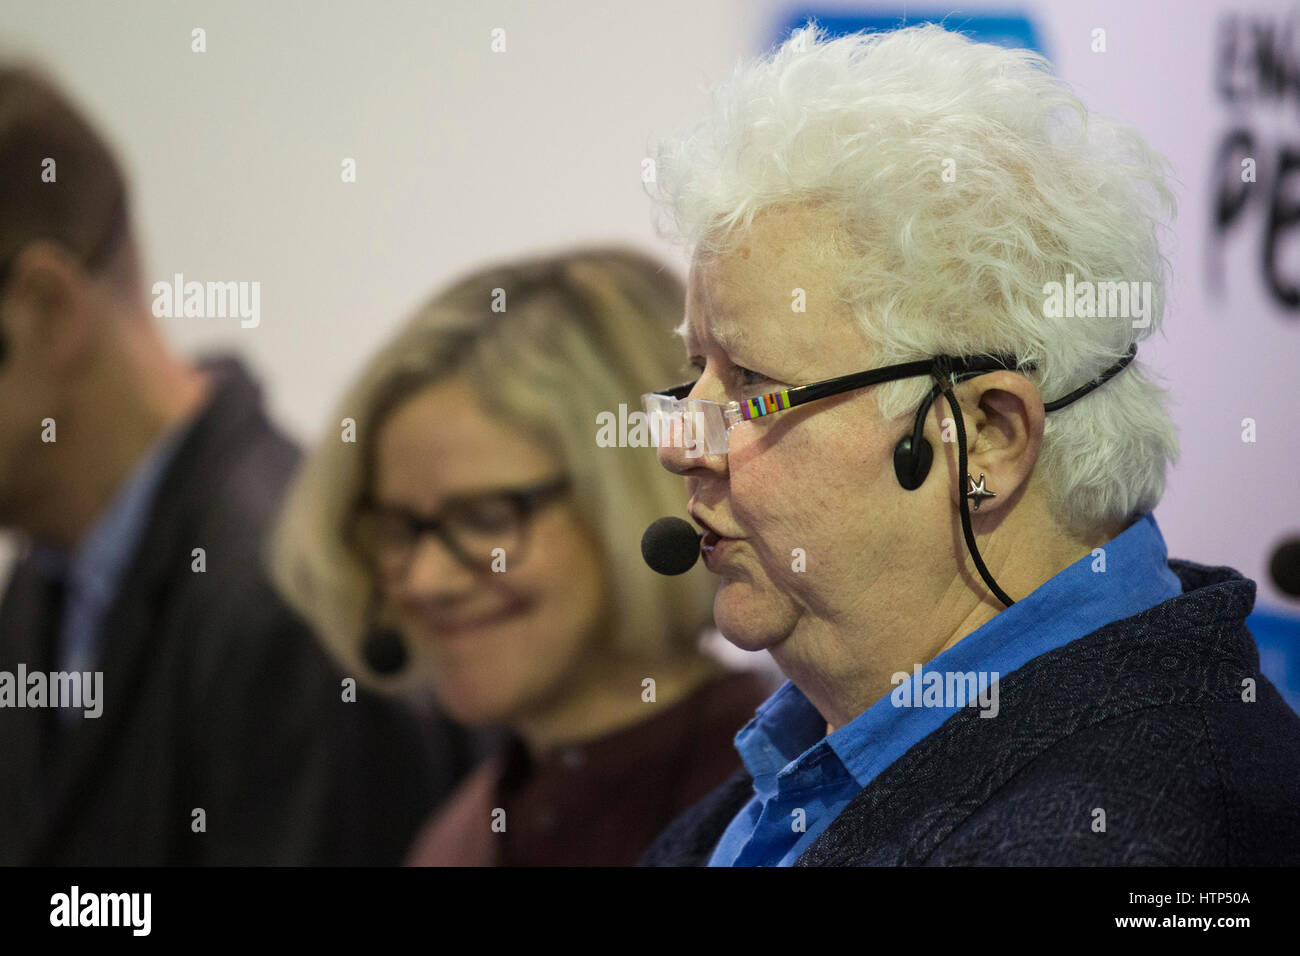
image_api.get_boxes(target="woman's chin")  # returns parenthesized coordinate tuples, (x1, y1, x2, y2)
(431, 680, 517, 727)
(446, 702, 511, 728)
(714, 582, 793, 653)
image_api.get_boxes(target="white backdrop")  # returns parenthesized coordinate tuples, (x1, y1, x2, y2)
(1, 0, 1297, 619)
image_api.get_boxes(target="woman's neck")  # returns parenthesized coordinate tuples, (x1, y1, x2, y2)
(511, 650, 722, 760)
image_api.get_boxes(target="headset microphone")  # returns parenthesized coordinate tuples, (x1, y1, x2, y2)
(1270, 538, 1300, 599)
(639, 348, 1137, 607)
(362, 626, 408, 675)
(360, 591, 409, 675)
(641, 516, 702, 575)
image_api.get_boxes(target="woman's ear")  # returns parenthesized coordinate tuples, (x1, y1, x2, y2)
(947, 372, 1044, 514)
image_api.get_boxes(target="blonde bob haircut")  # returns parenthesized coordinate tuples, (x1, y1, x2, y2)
(269, 247, 716, 688)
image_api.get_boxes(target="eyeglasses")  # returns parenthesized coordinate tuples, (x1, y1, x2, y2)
(642, 345, 1137, 456)
(352, 475, 570, 579)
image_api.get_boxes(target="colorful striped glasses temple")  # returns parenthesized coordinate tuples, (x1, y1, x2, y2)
(742, 390, 792, 420)
(642, 354, 1025, 458)
(643, 344, 1137, 455)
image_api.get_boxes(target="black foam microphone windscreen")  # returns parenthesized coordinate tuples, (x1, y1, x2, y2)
(362, 627, 409, 675)
(1270, 538, 1300, 598)
(641, 516, 702, 575)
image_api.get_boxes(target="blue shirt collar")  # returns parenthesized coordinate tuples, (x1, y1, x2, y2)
(30, 420, 190, 601)
(733, 511, 1184, 789)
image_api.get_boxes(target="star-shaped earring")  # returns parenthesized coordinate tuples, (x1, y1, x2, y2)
(966, 472, 996, 512)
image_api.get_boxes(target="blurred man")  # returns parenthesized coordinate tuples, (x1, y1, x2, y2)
(0, 66, 474, 864)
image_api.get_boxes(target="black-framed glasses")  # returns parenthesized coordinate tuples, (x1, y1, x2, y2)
(352, 475, 570, 579)
(642, 344, 1137, 456)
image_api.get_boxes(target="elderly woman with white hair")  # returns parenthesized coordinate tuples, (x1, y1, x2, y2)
(639, 24, 1300, 866)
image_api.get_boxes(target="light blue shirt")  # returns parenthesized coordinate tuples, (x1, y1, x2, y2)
(708, 510, 1185, 866)
(30, 421, 190, 712)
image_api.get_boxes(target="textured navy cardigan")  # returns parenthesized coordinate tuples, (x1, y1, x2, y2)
(639, 559, 1300, 865)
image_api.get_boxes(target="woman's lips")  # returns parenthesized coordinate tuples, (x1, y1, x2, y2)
(419, 603, 525, 640)
(700, 529, 734, 569)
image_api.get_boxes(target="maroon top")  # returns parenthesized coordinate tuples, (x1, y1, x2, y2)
(404, 670, 774, 866)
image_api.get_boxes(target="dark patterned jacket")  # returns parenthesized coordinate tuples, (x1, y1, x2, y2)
(639, 559, 1300, 865)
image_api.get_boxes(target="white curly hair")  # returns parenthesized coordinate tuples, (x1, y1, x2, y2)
(652, 22, 1181, 539)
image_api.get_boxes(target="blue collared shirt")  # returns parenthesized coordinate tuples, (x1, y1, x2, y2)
(708, 510, 1185, 866)
(29, 420, 190, 705)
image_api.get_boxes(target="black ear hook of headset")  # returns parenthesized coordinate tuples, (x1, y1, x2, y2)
(892, 344, 1138, 608)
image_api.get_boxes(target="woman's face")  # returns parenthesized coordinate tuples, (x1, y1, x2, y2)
(368, 376, 609, 726)
(657, 206, 957, 662)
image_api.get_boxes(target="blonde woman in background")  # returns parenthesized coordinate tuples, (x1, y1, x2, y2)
(271, 249, 773, 865)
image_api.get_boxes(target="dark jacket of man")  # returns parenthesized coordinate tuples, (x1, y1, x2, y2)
(0, 358, 474, 865)
(639, 559, 1300, 866)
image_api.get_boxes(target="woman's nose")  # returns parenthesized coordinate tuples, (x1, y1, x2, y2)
(397, 532, 477, 596)
(656, 414, 727, 476)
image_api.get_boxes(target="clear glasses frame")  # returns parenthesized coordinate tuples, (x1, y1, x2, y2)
(641, 352, 1034, 457)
